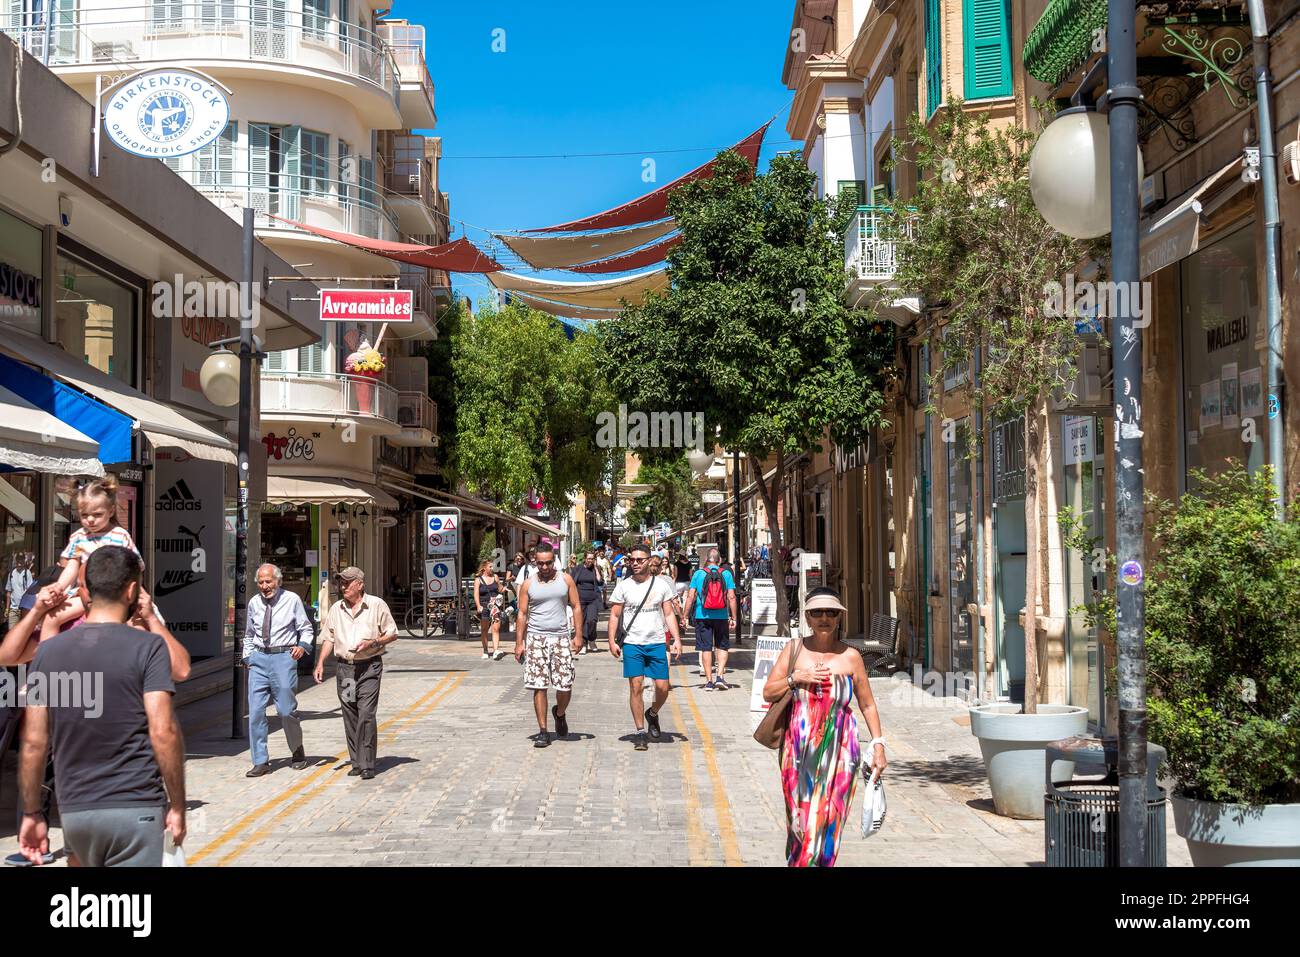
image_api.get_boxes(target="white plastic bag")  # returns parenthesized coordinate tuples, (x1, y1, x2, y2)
(163, 831, 186, 867)
(861, 766, 886, 838)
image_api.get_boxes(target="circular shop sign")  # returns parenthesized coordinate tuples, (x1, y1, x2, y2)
(104, 70, 230, 159)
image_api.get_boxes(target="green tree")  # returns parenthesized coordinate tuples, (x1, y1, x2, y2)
(414, 296, 465, 481)
(625, 455, 702, 535)
(885, 102, 1091, 709)
(601, 150, 894, 632)
(452, 303, 612, 513)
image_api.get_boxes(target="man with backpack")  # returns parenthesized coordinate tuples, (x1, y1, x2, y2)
(684, 548, 738, 690)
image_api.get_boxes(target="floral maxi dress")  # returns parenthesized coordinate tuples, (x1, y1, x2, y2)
(780, 674, 861, 867)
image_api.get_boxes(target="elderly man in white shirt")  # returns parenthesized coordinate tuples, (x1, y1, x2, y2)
(314, 566, 398, 780)
(244, 563, 315, 777)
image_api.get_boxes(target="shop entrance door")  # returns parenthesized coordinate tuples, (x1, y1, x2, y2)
(992, 417, 1027, 702)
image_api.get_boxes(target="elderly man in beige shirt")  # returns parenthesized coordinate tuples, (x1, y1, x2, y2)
(314, 566, 398, 780)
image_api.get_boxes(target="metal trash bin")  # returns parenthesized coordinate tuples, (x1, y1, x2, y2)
(1044, 736, 1167, 867)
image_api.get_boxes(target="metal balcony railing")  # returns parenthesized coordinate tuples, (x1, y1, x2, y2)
(844, 205, 913, 282)
(378, 22, 434, 102)
(1, 3, 400, 104)
(260, 371, 398, 423)
(382, 134, 433, 210)
(396, 391, 437, 434)
(396, 265, 437, 316)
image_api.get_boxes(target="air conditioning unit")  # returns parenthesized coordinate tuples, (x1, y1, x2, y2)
(1051, 337, 1113, 413)
(93, 41, 137, 62)
(1283, 138, 1300, 186)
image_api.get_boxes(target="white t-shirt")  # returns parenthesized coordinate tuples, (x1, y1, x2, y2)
(610, 575, 674, 646)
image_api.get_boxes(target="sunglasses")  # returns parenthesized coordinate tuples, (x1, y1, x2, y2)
(808, 609, 841, 619)
(629, 556, 649, 563)
(536, 560, 555, 567)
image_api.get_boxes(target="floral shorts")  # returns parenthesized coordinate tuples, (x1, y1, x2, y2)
(523, 630, 575, 691)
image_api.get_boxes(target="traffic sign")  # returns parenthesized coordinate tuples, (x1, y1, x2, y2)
(426, 558, 457, 596)
(424, 507, 460, 556)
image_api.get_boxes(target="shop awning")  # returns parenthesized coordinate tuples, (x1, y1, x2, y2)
(266, 476, 398, 509)
(0, 331, 236, 465)
(0, 472, 38, 522)
(380, 479, 566, 539)
(265, 216, 502, 273)
(0, 384, 104, 477)
(0, 353, 134, 466)
(1140, 156, 1244, 279)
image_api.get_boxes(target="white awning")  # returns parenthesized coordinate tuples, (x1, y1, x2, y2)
(380, 479, 566, 539)
(1140, 156, 1244, 279)
(267, 476, 398, 509)
(0, 384, 104, 476)
(0, 472, 38, 522)
(0, 330, 236, 465)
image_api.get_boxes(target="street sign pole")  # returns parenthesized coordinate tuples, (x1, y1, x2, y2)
(423, 507, 462, 637)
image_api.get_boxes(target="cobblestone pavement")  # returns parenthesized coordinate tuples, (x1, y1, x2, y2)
(1, 619, 1191, 867)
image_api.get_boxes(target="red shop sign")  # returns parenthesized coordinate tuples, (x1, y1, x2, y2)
(319, 288, 414, 322)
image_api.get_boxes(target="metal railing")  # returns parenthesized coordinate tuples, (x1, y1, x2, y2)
(260, 371, 398, 422)
(844, 205, 913, 282)
(1, 3, 400, 104)
(396, 264, 437, 317)
(382, 134, 433, 211)
(378, 21, 434, 104)
(396, 391, 437, 433)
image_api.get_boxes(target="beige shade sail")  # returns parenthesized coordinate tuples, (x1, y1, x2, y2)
(509, 293, 622, 322)
(489, 268, 669, 310)
(497, 219, 677, 269)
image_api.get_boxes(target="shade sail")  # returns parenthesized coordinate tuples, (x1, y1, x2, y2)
(569, 233, 682, 273)
(508, 292, 623, 322)
(0, 352, 134, 465)
(266, 215, 502, 273)
(0, 383, 104, 476)
(497, 219, 677, 269)
(489, 268, 668, 310)
(266, 476, 398, 509)
(525, 122, 771, 233)
(0, 332, 234, 464)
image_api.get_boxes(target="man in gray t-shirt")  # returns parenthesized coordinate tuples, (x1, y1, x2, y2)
(18, 546, 185, 867)
(514, 544, 583, 748)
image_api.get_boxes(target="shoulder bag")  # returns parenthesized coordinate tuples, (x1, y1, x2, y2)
(614, 577, 655, 647)
(753, 636, 804, 750)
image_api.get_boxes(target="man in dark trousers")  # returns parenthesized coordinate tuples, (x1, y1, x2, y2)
(18, 546, 186, 866)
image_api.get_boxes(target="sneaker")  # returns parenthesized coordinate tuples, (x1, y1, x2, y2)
(552, 706, 569, 738)
(633, 731, 649, 751)
(532, 731, 551, 748)
(704, 680, 716, 691)
(494, 651, 505, 661)
(579, 646, 588, 655)
(645, 706, 661, 740)
(714, 676, 729, 691)
(481, 652, 491, 659)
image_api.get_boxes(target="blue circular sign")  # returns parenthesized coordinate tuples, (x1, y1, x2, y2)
(428, 516, 443, 531)
(432, 563, 449, 577)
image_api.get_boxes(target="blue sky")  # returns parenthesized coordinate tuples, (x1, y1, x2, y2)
(399, 1, 797, 305)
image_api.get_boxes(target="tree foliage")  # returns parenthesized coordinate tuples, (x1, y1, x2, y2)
(625, 455, 702, 534)
(452, 304, 613, 512)
(600, 150, 894, 630)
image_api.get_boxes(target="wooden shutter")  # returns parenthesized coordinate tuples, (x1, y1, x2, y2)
(248, 122, 270, 214)
(964, 0, 1012, 100)
(925, 0, 943, 117)
(337, 139, 352, 204)
(264, 349, 285, 372)
(297, 342, 323, 374)
(282, 125, 302, 220)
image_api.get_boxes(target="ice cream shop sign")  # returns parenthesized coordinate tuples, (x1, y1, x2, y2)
(262, 429, 316, 462)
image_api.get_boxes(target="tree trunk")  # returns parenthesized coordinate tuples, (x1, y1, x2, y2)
(1022, 400, 1042, 713)
(752, 449, 791, 636)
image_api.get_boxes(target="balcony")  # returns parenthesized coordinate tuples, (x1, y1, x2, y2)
(382, 133, 437, 235)
(378, 21, 436, 129)
(391, 391, 437, 447)
(395, 265, 440, 339)
(843, 206, 920, 322)
(260, 371, 400, 436)
(3, 3, 401, 126)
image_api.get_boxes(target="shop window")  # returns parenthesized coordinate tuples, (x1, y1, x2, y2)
(1180, 224, 1267, 483)
(54, 251, 137, 386)
(1, 474, 39, 617)
(0, 207, 42, 338)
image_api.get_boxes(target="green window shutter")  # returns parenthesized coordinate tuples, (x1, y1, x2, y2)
(963, 0, 1012, 100)
(248, 122, 270, 215)
(297, 342, 323, 374)
(837, 180, 865, 206)
(338, 139, 352, 204)
(925, 0, 943, 117)
(282, 125, 302, 219)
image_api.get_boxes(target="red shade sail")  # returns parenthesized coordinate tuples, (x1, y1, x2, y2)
(568, 233, 682, 273)
(266, 215, 502, 273)
(525, 122, 771, 234)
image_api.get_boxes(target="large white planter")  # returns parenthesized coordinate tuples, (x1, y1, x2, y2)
(1172, 794, 1300, 866)
(970, 703, 1090, 819)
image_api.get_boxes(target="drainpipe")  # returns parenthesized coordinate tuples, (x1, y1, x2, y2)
(1246, 0, 1287, 516)
(972, 341, 986, 702)
(0, 38, 22, 158)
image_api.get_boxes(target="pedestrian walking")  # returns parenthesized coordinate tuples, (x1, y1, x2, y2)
(506, 551, 527, 585)
(671, 550, 693, 605)
(762, 587, 885, 868)
(513, 543, 583, 748)
(4, 552, 33, 629)
(684, 548, 738, 690)
(243, 563, 314, 778)
(607, 543, 682, 751)
(473, 560, 505, 660)
(570, 551, 604, 655)
(314, 567, 398, 780)
(18, 546, 185, 867)
(595, 547, 613, 594)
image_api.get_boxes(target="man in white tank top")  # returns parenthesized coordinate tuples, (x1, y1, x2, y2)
(513, 544, 583, 748)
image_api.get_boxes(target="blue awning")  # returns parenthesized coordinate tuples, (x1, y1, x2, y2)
(0, 352, 135, 465)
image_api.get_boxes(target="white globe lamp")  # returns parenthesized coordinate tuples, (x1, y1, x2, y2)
(1029, 108, 1143, 239)
(687, 448, 713, 476)
(199, 348, 241, 407)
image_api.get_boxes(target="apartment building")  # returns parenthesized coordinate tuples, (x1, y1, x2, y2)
(3, 1, 451, 619)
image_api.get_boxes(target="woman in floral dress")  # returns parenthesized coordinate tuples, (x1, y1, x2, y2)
(763, 587, 886, 867)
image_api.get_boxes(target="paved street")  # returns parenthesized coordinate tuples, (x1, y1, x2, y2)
(1, 618, 1191, 867)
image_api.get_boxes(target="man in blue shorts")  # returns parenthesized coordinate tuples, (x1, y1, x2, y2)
(684, 548, 738, 690)
(607, 544, 682, 751)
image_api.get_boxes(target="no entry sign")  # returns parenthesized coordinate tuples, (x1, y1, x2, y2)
(320, 288, 414, 322)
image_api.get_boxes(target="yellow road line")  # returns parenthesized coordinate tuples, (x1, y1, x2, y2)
(674, 665, 744, 866)
(189, 673, 458, 864)
(666, 690, 709, 866)
(213, 672, 465, 866)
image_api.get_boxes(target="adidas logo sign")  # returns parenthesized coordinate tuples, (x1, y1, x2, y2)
(155, 479, 202, 511)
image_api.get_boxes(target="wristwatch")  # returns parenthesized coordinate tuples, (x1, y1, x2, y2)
(786, 674, 796, 690)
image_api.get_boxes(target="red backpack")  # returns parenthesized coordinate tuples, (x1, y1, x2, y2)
(703, 567, 728, 610)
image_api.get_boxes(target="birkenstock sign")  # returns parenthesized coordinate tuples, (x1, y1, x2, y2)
(102, 69, 230, 159)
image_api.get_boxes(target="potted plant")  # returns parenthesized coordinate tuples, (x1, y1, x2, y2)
(886, 103, 1090, 818)
(1141, 465, 1300, 866)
